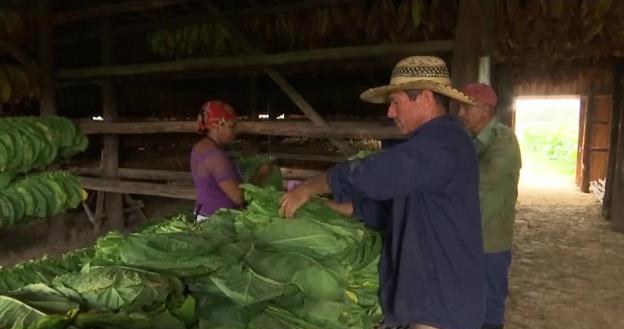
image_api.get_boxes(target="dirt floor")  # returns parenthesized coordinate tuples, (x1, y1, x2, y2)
(506, 186, 624, 329)
(1, 185, 623, 329)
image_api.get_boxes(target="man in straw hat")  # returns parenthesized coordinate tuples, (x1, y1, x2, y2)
(280, 56, 485, 329)
(459, 83, 522, 329)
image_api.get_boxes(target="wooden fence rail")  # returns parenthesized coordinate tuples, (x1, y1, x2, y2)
(77, 120, 404, 139)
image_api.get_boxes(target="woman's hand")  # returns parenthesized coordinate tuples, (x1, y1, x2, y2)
(250, 163, 273, 185)
(279, 184, 312, 218)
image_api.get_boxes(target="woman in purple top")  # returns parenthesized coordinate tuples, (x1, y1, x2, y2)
(191, 100, 244, 221)
(191, 100, 271, 221)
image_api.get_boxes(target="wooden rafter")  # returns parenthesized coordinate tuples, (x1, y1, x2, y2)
(55, 0, 366, 45)
(52, 0, 196, 25)
(0, 41, 41, 76)
(55, 41, 453, 80)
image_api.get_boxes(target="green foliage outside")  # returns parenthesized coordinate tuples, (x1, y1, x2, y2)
(515, 100, 580, 178)
(521, 123, 578, 176)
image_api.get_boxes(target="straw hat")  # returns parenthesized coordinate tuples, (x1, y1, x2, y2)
(360, 56, 475, 105)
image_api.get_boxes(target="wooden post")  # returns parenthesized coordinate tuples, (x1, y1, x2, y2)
(603, 61, 624, 219)
(493, 64, 514, 127)
(581, 89, 595, 193)
(248, 75, 260, 154)
(101, 16, 124, 231)
(37, 0, 55, 116)
(37, 0, 67, 244)
(610, 89, 624, 231)
(576, 96, 588, 186)
(451, 0, 485, 104)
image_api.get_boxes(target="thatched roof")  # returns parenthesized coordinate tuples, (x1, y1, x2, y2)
(495, 0, 624, 65)
(3, 0, 624, 106)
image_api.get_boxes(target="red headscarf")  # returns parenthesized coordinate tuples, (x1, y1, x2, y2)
(196, 100, 237, 134)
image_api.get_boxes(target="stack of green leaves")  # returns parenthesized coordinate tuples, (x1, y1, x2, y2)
(0, 171, 87, 229)
(0, 116, 89, 188)
(237, 156, 283, 190)
(0, 185, 382, 329)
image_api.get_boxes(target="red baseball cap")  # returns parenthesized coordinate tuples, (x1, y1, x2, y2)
(462, 83, 498, 107)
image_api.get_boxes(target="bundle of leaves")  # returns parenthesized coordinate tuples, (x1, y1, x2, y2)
(0, 171, 87, 229)
(0, 116, 89, 188)
(0, 185, 382, 329)
(237, 156, 283, 190)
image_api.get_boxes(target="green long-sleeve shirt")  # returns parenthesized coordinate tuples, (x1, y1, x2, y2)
(474, 118, 522, 253)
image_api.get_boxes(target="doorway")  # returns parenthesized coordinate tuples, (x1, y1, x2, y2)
(514, 97, 581, 188)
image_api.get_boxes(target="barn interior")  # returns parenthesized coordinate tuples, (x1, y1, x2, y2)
(1, 1, 624, 328)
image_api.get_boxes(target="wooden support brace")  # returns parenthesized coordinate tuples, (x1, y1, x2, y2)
(203, 1, 355, 156)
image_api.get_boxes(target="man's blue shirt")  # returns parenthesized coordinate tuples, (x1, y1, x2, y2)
(328, 115, 485, 329)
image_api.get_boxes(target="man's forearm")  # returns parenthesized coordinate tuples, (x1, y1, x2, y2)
(324, 200, 354, 217)
(300, 172, 331, 196)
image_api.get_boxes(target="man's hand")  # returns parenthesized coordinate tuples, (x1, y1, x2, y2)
(279, 184, 312, 218)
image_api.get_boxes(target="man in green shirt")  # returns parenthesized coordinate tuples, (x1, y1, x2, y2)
(458, 83, 522, 329)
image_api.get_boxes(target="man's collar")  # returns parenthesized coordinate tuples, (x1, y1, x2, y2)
(408, 115, 452, 138)
(474, 117, 498, 146)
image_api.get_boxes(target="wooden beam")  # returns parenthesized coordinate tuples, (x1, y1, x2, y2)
(55, 0, 366, 45)
(55, 41, 453, 80)
(79, 177, 197, 200)
(73, 166, 323, 181)
(261, 152, 345, 162)
(229, 151, 346, 163)
(52, 0, 195, 25)
(77, 120, 404, 139)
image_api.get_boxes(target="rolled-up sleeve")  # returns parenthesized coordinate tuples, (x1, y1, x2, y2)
(327, 160, 362, 203)
(327, 161, 390, 230)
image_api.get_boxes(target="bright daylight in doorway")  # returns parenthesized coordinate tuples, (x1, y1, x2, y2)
(514, 97, 581, 189)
